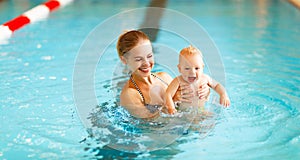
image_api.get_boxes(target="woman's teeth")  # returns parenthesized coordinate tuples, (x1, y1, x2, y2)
(139, 68, 149, 72)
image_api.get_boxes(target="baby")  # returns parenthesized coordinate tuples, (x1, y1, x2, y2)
(165, 46, 230, 114)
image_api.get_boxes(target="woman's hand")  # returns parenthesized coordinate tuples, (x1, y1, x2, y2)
(197, 80, 210, 100)
(173, 82, 194, 103)
(173, 80, 210, 103)
(168, 107, 177, 114)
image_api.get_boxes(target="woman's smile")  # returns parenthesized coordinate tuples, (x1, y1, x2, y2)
(139, 67, 151, 73)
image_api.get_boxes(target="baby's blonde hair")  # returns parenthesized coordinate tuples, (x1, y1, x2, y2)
(180, 45, 203, 57)
(179, 45, 204, 65)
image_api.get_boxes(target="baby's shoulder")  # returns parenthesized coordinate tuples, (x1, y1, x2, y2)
(201, 74, 212, 82)
(201, 74, 219, 88)
(202, 73, 210, 79)
(176, 75, 186, 82)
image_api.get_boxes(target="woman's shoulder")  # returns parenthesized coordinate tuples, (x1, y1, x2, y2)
(120, 82, 141, 105)
(155, 72, 173, 84)
(120, 81, 137, 96)
(156, 72, 169, 76)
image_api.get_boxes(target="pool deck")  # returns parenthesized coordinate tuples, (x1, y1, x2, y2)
(289, 0, 300, 9)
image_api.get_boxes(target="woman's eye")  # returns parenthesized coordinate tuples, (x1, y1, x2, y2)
(147, 54, 153, 58)
(135, 58, 142, 61)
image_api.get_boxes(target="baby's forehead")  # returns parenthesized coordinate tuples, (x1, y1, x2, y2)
(179, 53, 202, 60)
(179, 53, 204, 65)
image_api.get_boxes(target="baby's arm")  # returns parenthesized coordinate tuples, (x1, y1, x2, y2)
(214, 83, 230, 107)
(165, 77, 180, 114)
(205, 75, 230, 107)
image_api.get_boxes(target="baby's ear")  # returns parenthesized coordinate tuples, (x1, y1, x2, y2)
(177, 64, 181, 73)
(120, 56, 127, 64)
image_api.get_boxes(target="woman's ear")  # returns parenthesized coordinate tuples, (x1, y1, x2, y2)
(120, 56, 127, 64)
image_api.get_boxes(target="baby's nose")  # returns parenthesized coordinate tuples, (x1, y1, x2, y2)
(190, 68, 196, 73)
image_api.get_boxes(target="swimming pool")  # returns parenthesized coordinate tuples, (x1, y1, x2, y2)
(1, 0, 300, 159)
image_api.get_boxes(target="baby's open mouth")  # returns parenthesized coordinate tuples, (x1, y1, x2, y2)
(188, 77, 196, 83)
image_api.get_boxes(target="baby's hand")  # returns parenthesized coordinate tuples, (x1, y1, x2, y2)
(220, 95, 230, 107)
(168, 107, 177, 114)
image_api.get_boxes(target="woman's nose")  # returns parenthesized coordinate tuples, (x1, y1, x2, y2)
(142, 59, 150, 66)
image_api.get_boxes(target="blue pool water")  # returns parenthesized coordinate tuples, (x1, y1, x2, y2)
(1, 0, 300, 159)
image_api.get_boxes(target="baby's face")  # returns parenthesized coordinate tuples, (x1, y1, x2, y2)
(178, 54, 204, 83)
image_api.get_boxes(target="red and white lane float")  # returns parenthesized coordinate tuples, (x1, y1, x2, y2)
(0, 0, 73, 42)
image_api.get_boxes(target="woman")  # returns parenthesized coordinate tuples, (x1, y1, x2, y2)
(117, 30, 209, 119)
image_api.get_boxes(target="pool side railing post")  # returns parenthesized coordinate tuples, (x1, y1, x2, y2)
(0, 0, 73, 42)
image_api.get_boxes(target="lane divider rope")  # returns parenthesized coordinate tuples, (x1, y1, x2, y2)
(0, 0, 73, 42)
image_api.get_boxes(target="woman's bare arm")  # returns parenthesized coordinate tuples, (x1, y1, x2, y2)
(120, 88, 159, 118)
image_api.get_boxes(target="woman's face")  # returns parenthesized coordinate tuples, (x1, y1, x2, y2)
(121, 40, 154, 77)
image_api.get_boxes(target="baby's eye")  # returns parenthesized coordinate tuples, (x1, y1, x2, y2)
(195, 67, 200, 70)
(147, 54, 153, 58)
(185, 68, 190, 70)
